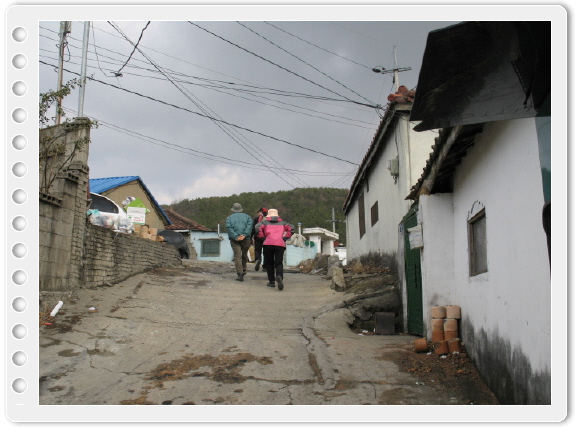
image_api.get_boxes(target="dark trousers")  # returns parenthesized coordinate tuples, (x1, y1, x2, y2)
(254, 238, 265, 262)
(263, 245, 285, 282)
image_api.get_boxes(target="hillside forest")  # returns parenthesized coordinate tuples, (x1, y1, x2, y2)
(163, 188, 349, 245)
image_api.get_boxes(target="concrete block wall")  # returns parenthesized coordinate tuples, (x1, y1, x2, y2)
(81, 224, 182, 289)
(39, 119, 182, 294)
(39, 185, 76, 292)
(40, 197, 182, 292)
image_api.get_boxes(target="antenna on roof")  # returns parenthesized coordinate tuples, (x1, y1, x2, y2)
(372, 46, 412, 92)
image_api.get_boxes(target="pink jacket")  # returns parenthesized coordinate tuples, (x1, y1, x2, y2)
(257, 216, 292, 248)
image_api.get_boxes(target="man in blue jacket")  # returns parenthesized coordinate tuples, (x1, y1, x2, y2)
(226, 203, 253, 282)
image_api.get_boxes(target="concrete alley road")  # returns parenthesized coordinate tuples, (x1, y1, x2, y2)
(39, 260, 489, 407)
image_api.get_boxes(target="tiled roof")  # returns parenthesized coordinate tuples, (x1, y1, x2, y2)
(89, 176, 171, 225)
(387, 85, 416, 103)
(342, 87, 415, 213)
(164, 208, 213, 232)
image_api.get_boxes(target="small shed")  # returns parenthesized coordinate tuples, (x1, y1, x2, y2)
(303, 227, 339, 256)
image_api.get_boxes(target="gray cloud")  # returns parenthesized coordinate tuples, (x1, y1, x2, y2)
(40, 19, 458, 203)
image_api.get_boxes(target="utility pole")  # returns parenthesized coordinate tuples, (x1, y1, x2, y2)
(326, 207, 337, 233)
(393, 46, 400, 92)
(56, 21, 71, 125)
(77, 21, 90, 118)
(372, 45, 412, 92)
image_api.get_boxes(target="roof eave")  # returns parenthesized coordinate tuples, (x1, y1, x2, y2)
(343, 103, 402, 214)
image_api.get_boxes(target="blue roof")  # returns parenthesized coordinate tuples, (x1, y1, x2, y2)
(89, 176, 171, 225)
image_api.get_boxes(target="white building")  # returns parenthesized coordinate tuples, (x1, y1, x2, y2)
(302, 227, 338, 256)
(343, 88, 434, 271)
(407, 21, 552, 405)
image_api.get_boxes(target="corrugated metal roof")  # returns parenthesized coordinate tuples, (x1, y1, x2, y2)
(89, 176, 139, 194)
(89, 176, 172, 225)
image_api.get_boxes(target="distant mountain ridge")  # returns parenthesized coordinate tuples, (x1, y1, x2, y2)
(162, 187, 349, 245)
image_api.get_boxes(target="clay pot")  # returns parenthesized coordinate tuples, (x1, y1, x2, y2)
(432, 318, 444, 331)
(432, 330, 445, 342)
(446, 305, 461, 319)
(448, 338, 461, 353)
(444, 318, 458, 332)
(433, 340, 449, 355)
(414, 337, 428, 353)
(431, 306, 446, 319)
(445, 331, 459, 340)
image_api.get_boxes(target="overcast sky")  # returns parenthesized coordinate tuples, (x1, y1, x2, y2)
(40, 19, 459, 204)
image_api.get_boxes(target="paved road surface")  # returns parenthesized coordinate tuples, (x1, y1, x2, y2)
(39, 260, 490, 411)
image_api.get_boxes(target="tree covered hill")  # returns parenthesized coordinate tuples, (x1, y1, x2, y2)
(163, 187, 349, 244)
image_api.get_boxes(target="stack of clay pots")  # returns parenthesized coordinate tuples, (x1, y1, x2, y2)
(431, 305, 462, 355)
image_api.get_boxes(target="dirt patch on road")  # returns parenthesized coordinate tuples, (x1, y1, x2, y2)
(120, 352, 274, 405)
(388, 344, 499, 405)
(146, 352, 273, 385)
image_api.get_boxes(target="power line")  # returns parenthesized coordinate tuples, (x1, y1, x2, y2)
(107, 21, 309, 189)
(42, 50, 376, 133)
(112, 21, 150, 77)
(39, 61, 358, 165)
(41, 61, 359, 166)
(60, 106, 352, 177)
(264, 21, 373, 70)
(42, 51, 377, 133)
(188, 21, 379, 110)
(40, 31, 378, 112)
(236, 21, 376, 106)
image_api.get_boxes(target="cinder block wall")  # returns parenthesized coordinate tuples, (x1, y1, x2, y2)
(39, 119, 182, 294)
(41, 200, 182, 292)
(81, 224, 182, 289)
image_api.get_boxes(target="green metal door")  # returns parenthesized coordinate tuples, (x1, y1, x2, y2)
(403, 205, 424, 336)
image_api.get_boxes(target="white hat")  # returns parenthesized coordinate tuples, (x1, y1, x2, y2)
(267, 208, 279, 217)
(231, 203, 243, 212)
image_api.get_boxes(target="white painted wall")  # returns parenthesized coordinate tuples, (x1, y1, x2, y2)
(418, 192, 456, 322)
(346, 113, 436, 265)
(420, 118, 550, 377)
(303, 227, 338, 256)
(190, 231, 233, 262)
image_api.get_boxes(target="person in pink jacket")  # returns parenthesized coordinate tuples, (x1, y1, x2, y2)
(256, 208, 292, 291)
